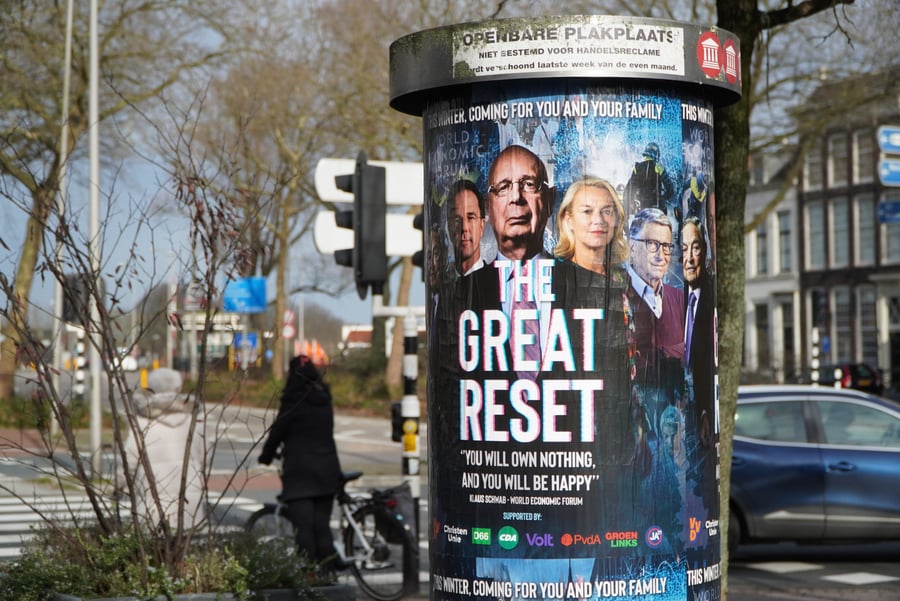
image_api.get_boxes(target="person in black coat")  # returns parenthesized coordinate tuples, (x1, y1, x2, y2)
(259, 355, 341, 566)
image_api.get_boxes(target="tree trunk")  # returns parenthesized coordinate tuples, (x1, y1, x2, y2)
(272, 207, 291, 380)
(0, 186, 55, 401)
(386, 257, 414, 396)
(715, 1, 759, 596)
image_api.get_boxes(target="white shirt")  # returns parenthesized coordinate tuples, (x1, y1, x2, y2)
(626, 262, 663, 318)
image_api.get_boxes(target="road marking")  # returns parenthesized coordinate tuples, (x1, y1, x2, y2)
(746, 561, 823, 573)
(822, 572, 900, 585)
(0, 489, 263, 561)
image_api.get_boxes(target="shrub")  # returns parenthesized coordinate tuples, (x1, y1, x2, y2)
(0, 523, 336, 601)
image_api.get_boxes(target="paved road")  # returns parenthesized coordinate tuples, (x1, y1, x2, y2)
(2, 408, 899, 601)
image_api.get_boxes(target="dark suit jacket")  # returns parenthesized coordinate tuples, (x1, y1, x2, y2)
(687, 271, 716, 445)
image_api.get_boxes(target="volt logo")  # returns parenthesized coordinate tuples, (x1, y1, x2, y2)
(525, 533, 553, 547)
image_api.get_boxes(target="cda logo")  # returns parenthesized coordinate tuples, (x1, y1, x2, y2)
(498, 526, 519, 550)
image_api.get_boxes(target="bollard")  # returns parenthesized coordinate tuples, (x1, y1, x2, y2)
(402, 312, 422, 595)
(391, 15, 741, 601)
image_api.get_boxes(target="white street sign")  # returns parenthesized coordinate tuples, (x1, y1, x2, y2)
(313, 211, 422, 257)
(315, 158, 423, 205)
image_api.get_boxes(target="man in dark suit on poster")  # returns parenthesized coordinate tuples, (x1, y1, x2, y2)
(681, 217, 717, 491)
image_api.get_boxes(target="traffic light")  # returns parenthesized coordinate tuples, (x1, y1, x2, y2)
(62, 273, 91, 323)
(812, 289, 828, 328)
(411, 211, 425, 281)
(334, 151, 387, 300)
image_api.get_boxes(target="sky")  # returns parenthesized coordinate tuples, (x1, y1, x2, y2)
(5, 153, 424, 333)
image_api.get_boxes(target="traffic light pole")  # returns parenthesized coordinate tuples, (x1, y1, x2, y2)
(372, 294, 424, 595)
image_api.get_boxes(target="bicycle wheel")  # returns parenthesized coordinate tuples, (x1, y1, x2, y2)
(343, 505, 409, 601)
(245, 504, 295, 545)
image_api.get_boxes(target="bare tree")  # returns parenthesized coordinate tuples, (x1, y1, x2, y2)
(0, 0, 237, 401)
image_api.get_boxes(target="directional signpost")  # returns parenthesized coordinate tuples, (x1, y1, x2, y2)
(314, 157, 425, 259)
(879, 159, 900, 188)
(313, 211, 422, 257)
(315, 158, 423, 205)
(878, 125, 900, 155)
(878, 125, 900, 189)
(877, 199, 900, 224)
(877, 125, 900, 223)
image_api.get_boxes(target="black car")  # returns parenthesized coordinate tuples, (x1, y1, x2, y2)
(789, 362, 884, 395)
(730, 385, 900, 553)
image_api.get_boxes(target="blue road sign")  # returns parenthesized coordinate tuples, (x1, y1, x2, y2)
(878, 200, 900, 224)
(878, 125, 900, 155)
(222, 277, 267, 313)
(233, 332, 258, 348)
(879, 159, 900, 188)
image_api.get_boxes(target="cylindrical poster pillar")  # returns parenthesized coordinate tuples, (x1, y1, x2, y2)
(391, 15, 740, 601)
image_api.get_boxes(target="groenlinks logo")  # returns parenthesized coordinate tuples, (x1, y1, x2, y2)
(498, 526, 519, 550)
(472, 528, 491, 545)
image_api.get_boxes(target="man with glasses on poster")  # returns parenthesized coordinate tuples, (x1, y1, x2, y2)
(626, 208, 685, 400)
(464, 144, 554, 381)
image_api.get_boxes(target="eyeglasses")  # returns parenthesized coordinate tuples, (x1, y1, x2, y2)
(633, 238, 675, 255)
(488, 177, 546, 197)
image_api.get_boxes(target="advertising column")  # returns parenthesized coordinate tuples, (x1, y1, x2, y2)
(391, 16, 740, 601)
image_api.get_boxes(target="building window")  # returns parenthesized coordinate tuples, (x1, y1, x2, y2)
(756, 222, 768, 275)
(883, 191, 900, 263)
(855, 193, 876, 265)
(833, 287, 851, 361)
(749, 154, 765, 186)
(830, 197, 849, 267)
(812, 288, 829, 330)
(853, 128, 874, 184)
(858, 286, 878, 367)
(827, 131, 848, 188)
(781, 298, 796, 378)
(755, 303, 770, 370)
(778, 210, 792, 273)
(804, 144, 823, 191)
(807, 201, 826, 269)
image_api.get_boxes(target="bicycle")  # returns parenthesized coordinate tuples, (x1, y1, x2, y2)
(244, 469, 418, 601)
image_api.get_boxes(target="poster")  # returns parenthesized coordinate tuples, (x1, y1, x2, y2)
(423, 83, 721, 601)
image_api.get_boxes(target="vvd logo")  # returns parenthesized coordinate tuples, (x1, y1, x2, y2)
(689, 517, 702, 542)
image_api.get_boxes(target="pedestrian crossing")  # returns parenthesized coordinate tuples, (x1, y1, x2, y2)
(0, 485, 263, 561)
(743, 560, 900, 587)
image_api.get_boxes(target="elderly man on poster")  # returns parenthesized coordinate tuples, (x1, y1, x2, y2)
(457, 144, 554, 382)
(626, 208, 685, 407)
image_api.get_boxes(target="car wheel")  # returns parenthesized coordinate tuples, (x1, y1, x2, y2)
(727, 506, 741, 556)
